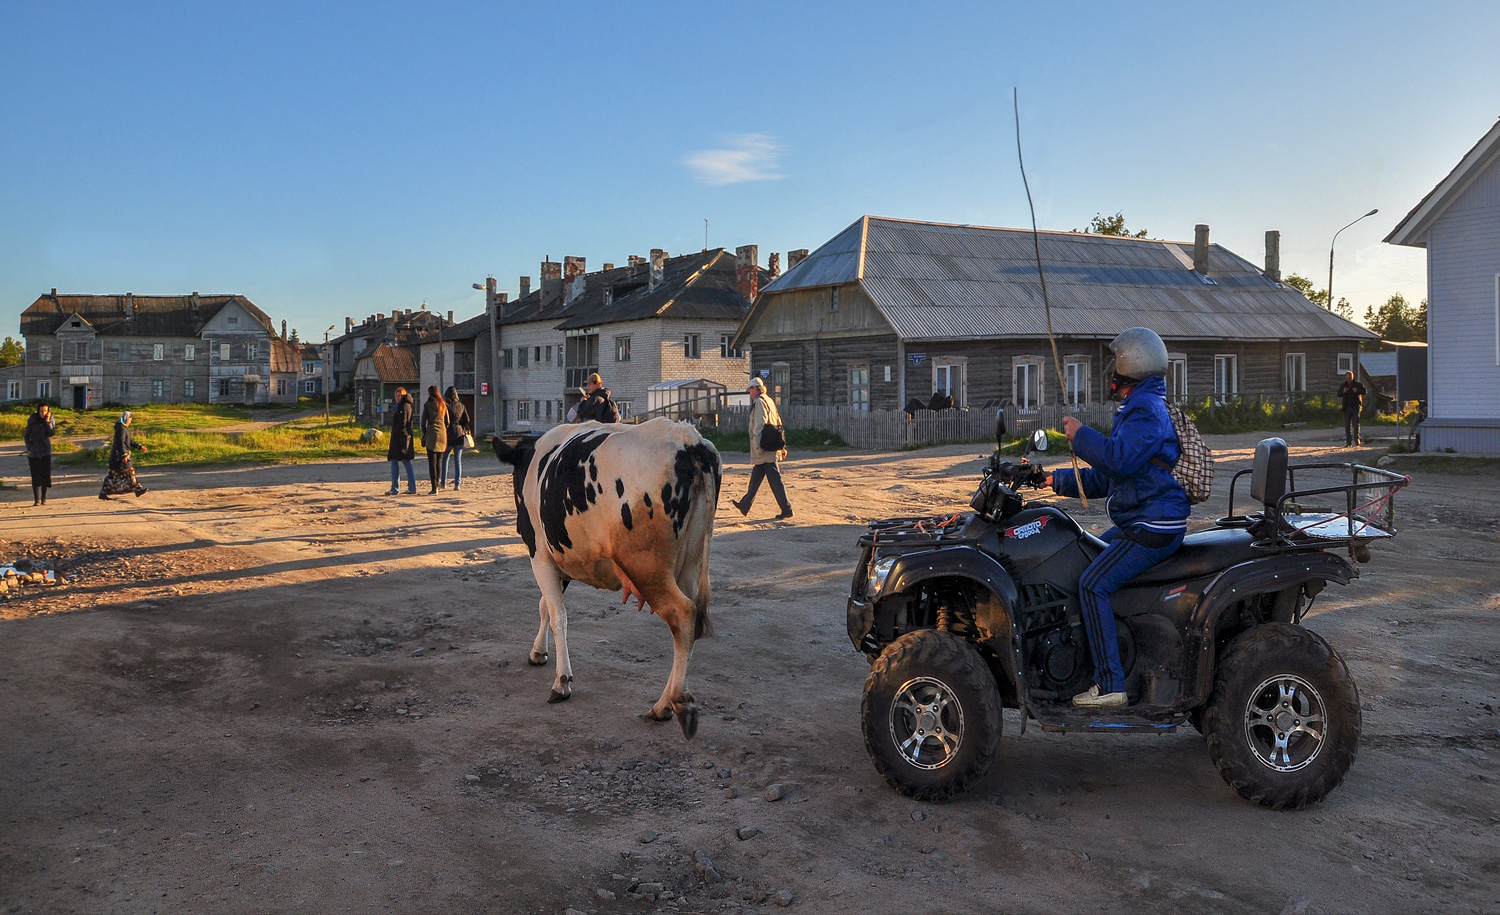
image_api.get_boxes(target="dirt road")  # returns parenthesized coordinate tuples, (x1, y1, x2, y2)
(1, 430, 1496, 914)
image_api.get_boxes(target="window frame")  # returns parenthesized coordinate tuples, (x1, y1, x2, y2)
(615, 335, 632, 362)
(153, 343, 165, 361)
(720, 334, 744, 359)
(117, 379, 131, 397)
(1336, 352, 1354, 375)
(1284, 352, 1307, 393)
(75, 341, 89, 361)
(1012, 357, 1043, 413)
(1063, 357, 1090, 407)
(184, 379, 196, 398)
(37, 380, 52, 399)
(1167, 354, 1188, 402)
(849, 361, 871, 412)
(185, 344, 196, 361)
(151, 378, 165, 400)
(683, 333, 701, 359)
(1213, 354, 1239, 402)
(218, 378, 231, 397)
(7, 380, 20, 400)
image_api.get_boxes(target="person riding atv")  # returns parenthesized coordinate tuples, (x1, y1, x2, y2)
(1047, 327, 1189, 709)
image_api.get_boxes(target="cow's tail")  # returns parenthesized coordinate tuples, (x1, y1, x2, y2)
(676, 441, 720, 640)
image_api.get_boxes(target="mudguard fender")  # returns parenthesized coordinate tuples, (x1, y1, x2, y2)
(881, 547, 1026, 721)
(1186, 551, 1357, 702)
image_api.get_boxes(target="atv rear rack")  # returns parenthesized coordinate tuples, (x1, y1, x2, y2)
(1219, 460, 1411, 551)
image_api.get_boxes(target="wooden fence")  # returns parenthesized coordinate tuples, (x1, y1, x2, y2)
(701, 403, 1117, 451)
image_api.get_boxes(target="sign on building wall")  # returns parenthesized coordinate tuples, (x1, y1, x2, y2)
(909, 353, 926, 366)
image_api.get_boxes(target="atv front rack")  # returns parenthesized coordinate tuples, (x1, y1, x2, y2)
(859, 514, 971, 547)
(1219, 461, 1411, 551)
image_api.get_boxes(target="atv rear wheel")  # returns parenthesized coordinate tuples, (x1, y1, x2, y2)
(861, 629, 1002, 801)
(1204, 623, 1360, 810)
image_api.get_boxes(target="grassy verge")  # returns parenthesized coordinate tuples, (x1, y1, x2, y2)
(57, 422, 387, 467)
(998, 429, 1070, 456)
(1379, 454, 1500, 475)
(1, 402, 304, 442)
(700, 427, 846, 452)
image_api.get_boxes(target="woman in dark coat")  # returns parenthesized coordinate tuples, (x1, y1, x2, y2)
(386, 388, 417, 495)
(23, 402, 56, 506)
(99, 411, 148, 500)
(419, 385, 449, 495)
(440, 385, 470, 491)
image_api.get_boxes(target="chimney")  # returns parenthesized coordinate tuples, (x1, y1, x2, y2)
(519, 275, 531, 298)
(563, 256, 587, 305)
(281, 319, 288, 339)
(1193, 224, 1210, 274)
(447, 310, 453, 322)
(788, 248, 810, 269)
(346, 317, 353, 334)
(628, 255, 645, 268)
(768, 252, 781, 278)
(736, 245, 759, 301)
(603, 262, 614, 271)
(496, 292, 508, 304)
(540, 259, 563, 305)
(649, 249, 665, 290)
(124, 293, 135, 318)
(1264, 230, 1281, 282)
(50, 287, 58, 297)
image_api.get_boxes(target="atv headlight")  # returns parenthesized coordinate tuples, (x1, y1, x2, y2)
(866, 556, 898, 598)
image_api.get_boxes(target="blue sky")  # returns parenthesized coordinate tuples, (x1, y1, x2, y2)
(3, 1, 1497, 339)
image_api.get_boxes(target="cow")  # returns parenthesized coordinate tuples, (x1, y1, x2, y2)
(490, 418, 722, 739)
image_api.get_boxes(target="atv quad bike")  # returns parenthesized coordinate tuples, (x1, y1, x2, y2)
(847, 430, 1408, 808)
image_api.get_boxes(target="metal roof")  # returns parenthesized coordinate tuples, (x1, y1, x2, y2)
(751, 216, 1377, 343)
(20, 293, 276, 339)
(1359, 352, 1397, 377)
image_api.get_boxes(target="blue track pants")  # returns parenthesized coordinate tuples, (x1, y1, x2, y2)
(1078, 525, 1185, 695)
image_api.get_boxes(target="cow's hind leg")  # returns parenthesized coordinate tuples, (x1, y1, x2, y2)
(643, 584, 701, 739)
(531, 559, 574, 702)
(529, 595, 549, 665)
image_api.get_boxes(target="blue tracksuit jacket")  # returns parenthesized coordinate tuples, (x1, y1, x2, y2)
(1050, 375, 1190, 535)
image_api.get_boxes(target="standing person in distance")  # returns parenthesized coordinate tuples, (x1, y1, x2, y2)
(574, 373, 619, 423)
(420, 384, 449, 495)
(1045, 327, 1189, 709)
(1339, 370, 1367, 447)
(386, 388, 418, 495)
(441, 385, 470, 491)
(24, 402, 56, 506)
(732, 376, 793, 520)
(98, 411, 148, 500)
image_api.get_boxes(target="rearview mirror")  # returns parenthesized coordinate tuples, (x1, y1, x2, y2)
(1028, 429, 1049, 453)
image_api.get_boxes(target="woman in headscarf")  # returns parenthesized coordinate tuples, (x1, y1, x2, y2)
(99, 411, 148, 500)
(440, 385, 470, 492)
(420, 384, 449, 495)
(23, 402, 56, 506)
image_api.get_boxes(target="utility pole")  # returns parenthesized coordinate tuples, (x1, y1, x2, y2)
(323, 325, 335, 426)
(477, 276, 501, 434)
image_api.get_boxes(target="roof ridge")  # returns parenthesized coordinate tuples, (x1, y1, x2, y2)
(862, 214, 1199, 246)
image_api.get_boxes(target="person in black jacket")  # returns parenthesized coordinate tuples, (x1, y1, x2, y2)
(386, 388, 418, 495)
(23, 402, 56, 506)
(574, 373, 619, 423)
(440, 386, 471, 491)
(1339, 371, 1367, 447)
(99, 411, 148, 500)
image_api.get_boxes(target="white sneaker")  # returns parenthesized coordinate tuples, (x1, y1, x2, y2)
(1072, 685, 1127, 708)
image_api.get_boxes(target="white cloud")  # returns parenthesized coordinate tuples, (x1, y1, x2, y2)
(683, 134, 784, 186)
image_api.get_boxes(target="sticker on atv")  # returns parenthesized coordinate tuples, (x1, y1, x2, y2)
(1004, 516, 1050, 539)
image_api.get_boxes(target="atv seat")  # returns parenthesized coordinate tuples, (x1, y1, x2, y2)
(1125, 528, 1259, 586)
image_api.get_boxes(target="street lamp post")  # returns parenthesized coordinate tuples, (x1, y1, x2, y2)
(323, 325, 335, 426)
(1327, 208, 1379, 311)
(474, 277, 501, 435)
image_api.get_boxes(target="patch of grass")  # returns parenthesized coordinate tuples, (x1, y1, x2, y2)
(1180, 396, 1360, 435)
(700, 427, 846, 452)
(57, 422, 387, 467)
(998, 429, 1069, 456)
(0, 402, 275, 442)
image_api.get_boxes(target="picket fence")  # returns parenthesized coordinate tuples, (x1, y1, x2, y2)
(700, 403, 1117, 451)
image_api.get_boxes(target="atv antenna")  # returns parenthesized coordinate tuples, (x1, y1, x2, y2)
(1014, 88, 1086, 508)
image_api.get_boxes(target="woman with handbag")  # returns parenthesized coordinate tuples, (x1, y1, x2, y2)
(441, 385, 472, 491)
(732, 376, 792, 519)
(420, 385, 449, 495)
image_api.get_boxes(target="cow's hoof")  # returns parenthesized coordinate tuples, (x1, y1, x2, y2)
(646, 705, 673, 722)
(677, 705, 699, 740)
(528, 652, 548, 666)
(548, 688, 571, 703)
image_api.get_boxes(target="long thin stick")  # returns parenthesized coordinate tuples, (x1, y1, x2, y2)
(1014, 88, 1087, 508)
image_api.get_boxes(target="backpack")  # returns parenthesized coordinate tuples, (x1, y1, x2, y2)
(1152, 402, 1214, 504)
(600, 395, 620, 424)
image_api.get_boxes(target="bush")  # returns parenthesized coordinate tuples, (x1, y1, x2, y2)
(1181, 396, 1350, 435)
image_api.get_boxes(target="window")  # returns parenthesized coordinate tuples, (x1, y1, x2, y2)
(502, 348, 514, 369)
(277, 379, 289, 396)
(849, 362, 870, 412)
(1213, 354, 1238, 402)
(517, 400, 530, 421)
(1013, 361, 1042, 412)
(247, 343, 257, 360)
(184, 379, 196, 398)
(118, 344, 133, 361)
(153, 343, 165, 361)
(545, 345, 553, 363)
(1064, 358, 1089, 407)
(37, 380, 52, 399)
(304, 380, 315, 393)
(615, 336, 632, 362)
(1168, 355, 1187, 402)
(720, 335, 744, 359)
(37, 343, 52, 362)
(616, 401, 632, 420)
(884, 365, 892, 383)
(7, 380, 21, 400)
(1336, 352, 1354, 375)
(185, 344, 195, 361)
(683, 334, 701, 359)
(227, 316, 238, 325)
(1284, 353, 1306, 393)
(151, 379, 165, 400)
(831, 288, 840, 312)
(75, 342, 89, 360)
(933, 359, 967, 407)
(118, 380, 131, 397)
(220, 344, 231, 361)
(546, 400, 554, 421)
(533, 346, 541, 364)
(435, 351, 445, 372)
(517, 346, 528, 368)
(218, 378, 231, 397)
(771, 363, 790, 408)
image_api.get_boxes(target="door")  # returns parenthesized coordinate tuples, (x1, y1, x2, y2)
(72, 385, 86, 410)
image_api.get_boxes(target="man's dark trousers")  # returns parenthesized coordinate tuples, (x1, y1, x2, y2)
(1078, 526, 1185, 695)
(1345, 408, 1361, 446)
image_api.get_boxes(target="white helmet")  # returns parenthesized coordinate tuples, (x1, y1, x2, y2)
(1108, 327, 1169, 382)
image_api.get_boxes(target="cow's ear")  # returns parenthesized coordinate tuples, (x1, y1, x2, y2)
(490, 435, 519, 465)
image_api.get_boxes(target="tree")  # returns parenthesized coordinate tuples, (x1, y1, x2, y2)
(1282, 274, 1354, 321)
(1364, 293, 1427, 343)
(1075, 211, 1148, 238)
(289, 328, 300, 344)
(0, 336, 23, 368)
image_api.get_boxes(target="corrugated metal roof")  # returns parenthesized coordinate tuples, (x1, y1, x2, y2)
(357, 343, 419, 383)
(754, 216, 1377, 343)
(19, 293, 276, 338)
(1359, 352, 1397, 377)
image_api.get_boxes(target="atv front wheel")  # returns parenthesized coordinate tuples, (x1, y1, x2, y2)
(1204, 623, 1360, 810)
(861, 629, 1002, 801)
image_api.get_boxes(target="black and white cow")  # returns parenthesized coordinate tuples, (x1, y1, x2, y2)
(491, 418, 722, 739)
